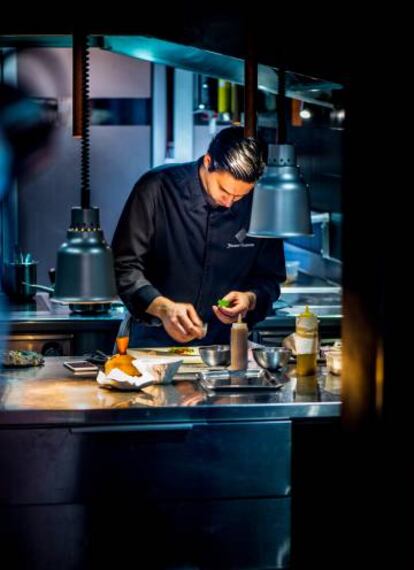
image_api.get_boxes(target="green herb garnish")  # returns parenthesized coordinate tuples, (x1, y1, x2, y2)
(217, 298, 231, 308)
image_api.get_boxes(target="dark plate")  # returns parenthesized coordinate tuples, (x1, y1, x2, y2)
(1, 350, 44, 368)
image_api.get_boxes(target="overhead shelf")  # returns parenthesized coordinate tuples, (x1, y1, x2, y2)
(0, 34, 343, 108)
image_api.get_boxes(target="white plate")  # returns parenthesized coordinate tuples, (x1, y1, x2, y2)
(128, 347, 204, 365)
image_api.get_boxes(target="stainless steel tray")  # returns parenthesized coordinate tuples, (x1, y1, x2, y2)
(198, 369, 283, 391)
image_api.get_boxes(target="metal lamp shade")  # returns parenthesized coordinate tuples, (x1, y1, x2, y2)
(248, 144, 312, 238)
(54, 207, 117, 303)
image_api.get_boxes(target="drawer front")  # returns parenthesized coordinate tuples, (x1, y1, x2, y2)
(0, 498, 290, 569)
(0, 420, 291, 505)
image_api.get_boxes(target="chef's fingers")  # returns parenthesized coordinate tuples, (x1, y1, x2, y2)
(169, 315, 189, 337)
(220, 292, 246, 315)
(212, 305, 228, 323)
(176, 313, 196, 335)
(177, 311, 204, 337)
(212, 305, 237, 324)
(185, 304, 203, 328)
(219, 306, 241, 317)
(183, 306, 205, 339)
(216, 303, 242, 317)
(222, 291, 238, 302)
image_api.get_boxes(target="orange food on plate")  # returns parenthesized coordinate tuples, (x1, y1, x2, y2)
(104, 354, 141, 377)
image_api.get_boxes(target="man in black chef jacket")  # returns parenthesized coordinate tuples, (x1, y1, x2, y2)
(112, 126, 286, 347)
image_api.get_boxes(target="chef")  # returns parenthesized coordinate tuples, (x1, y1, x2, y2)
(112, 126, 286, 347)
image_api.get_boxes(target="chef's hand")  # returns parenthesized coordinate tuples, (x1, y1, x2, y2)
(212, 291, 256, 325)
(147, 296, 205, 343)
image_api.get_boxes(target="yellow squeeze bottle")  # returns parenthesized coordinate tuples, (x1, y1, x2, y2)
(295, 306, 319, 376)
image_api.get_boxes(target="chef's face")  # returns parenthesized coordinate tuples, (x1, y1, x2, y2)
(201, 154, 254, 208)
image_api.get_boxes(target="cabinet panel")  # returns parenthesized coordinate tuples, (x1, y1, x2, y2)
(0, 498, 290, 569)
(0, 421, 291, 505)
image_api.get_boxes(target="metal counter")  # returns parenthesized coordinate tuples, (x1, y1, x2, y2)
(0, 357, 341, 426)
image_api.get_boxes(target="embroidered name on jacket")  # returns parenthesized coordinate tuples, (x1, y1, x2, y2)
(226, 228, 256, 249)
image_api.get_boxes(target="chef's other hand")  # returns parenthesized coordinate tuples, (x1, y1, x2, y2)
(212, 291, 256, 325)
(147, 297, 205, 343)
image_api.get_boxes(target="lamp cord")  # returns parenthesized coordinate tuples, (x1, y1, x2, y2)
(80, 34, 91, 210)
(277, 65, 287, 145)
(73, 32, 91, 210)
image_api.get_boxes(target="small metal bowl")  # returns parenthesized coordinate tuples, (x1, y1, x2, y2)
(199, 345, 231, 367)
(252, 347, 292, 372)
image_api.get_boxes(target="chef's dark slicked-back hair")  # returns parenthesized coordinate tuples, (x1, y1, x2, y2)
(206, 126, 265, 183)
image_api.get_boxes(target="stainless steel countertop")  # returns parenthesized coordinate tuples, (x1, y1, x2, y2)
(0, 357, 341, 425)
(2, 308, 125, 323)
(2, 289, 342, 326)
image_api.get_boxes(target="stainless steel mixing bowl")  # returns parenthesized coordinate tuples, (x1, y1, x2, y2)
(252, 347, 292, 371)
(199, 345, 231, 367)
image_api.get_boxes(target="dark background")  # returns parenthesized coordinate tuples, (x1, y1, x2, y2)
(1, 6, 411, 567)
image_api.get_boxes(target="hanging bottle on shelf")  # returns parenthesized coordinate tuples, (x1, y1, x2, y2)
(164, 141, 175, 164)
(196, 74, 211, 110)
(231, 83, 241, 124)
(194, 75, 218, 130)
(218, 79, 231, 121)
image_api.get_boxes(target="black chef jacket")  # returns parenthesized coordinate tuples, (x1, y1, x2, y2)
(112, 159, 286, 337)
